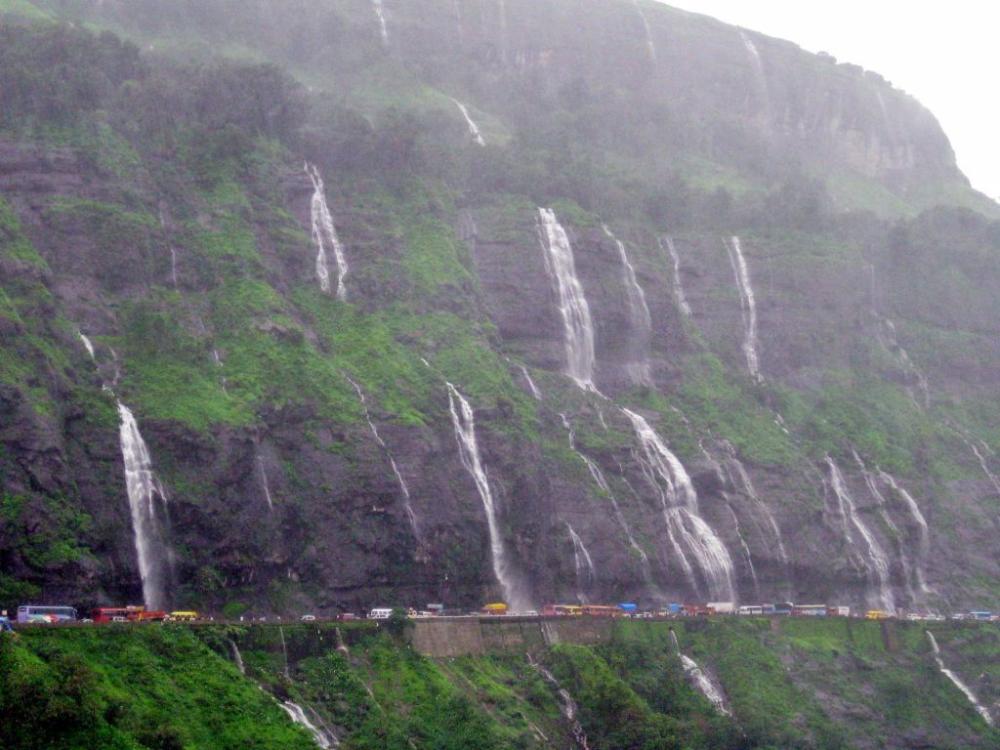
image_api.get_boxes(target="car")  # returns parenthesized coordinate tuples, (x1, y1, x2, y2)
(300, 614, 317, 622)
(336, 613, 357, 621)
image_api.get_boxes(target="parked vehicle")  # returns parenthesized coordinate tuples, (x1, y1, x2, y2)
(167, 611, 199, 622)
(792, 605, 828, 617)
(865, 610, 892, 620)
(0, 616, 13, 633)
(335, 613, 358, 621)
(737, 605, 764, 616)
(707, 602, 735, 615)
(970, 611, 993, 622)
(300, 614, 317, 622)
(369, 608, 394, 620)
(16, 605, 77, 624)
(542, 604, 581, 617)
(827, 606, 851, 618)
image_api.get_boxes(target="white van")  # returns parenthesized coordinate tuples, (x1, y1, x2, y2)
(369, 608, 394, 620)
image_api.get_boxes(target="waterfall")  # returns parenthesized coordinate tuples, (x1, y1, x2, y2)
(228, 639, 246, 675)
(212, 349, 228, 393)
(279, 626, 290, 679)
(80, 331, 172, 609)
(281, 702, 339, 748)
(559, 414, 655, 590)
(738, 29, 770, 117)
(724, 504, 759, 594)
(527, 655, 591, 750)
(158, 205, 179, 289)
(79, 332, 96, 360)
(447, 383, 531, 611)
(537, 209, 597, 391)
(661, 236, 691, 317)
(519, 365, 543, 401)
(347, 376, 419, 539)
(257, 453, 274, 511)
(719, 443, 789, 567)
(305, 163, 348, 301)
(603, 224, 652, 386)
(450, 98, 486, 146)
(633, 0, 657, 64)
(969, 440, 1000, 498)
(725, 237, 761, 381)
(875, 317, 930, 409)
(669, 631, 732, 716)
(372, 0, 389, 46)
(926, 632, 994, 726)
(118, 402, 172, 611)
(566, 523, 596, 604)
(623, 409, 735, 600)
(825, 457, 895, 612)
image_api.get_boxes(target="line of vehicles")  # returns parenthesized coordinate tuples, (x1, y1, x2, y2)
(2, 602, 997, 628)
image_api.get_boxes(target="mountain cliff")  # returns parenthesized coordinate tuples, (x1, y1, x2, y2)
(0, 0, 998, 619)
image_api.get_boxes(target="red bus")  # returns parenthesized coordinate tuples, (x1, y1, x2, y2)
(93, 606, 167, 623)
(581, 605, 622, 618)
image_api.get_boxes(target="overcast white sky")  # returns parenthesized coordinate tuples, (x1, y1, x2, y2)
(662, 0, 1000, 201)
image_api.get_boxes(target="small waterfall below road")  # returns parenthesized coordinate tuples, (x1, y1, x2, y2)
(559, 414, 655, 591)
(824, 457, 894, 612)
(670, 630, 732, 716)
(118, 402, 173, 611)
(451, 98, 486, 146)
(566, 523, 596, 604)
(519, 365, 543, 400)
(306, 163, 348, 301)
(281, 701, 339, 748)
(926, 632, 994, 726)
(279, 626, 290, 679)
(80, 332, 173, 609)
(447, 383, 531, 611)
(725, 236, 762, 381)
(604, 224, 653, 386)
(624, 409, 735, 600)
(633, 0, 657, 64)
(347, 375, 419, 539)
(257, 453, 274, 512)
(372, 0, 389, 46)
(661, 236, 691, 317)
(538, 208, 597, 391)
(228, 639, 246, 675)
(527, 655, 591, 750)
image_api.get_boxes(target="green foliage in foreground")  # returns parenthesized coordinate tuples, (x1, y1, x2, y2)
(2, 620, 999, 750)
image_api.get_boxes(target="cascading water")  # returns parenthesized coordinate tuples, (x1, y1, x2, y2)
(661, 236, 692, 317)
(725, 236, 762, 381)
(281, 702, 339, 748)
(257, 453, 274, 512)
(566, 523, 596, 604)
(955, 430, 1000, 499)
(603, 224, 653, 386)
(718, 442, 789, 568)
(158, 204, 179, 289)
(875, 317, 930, 409)
(670, 630, 732, 716)
(926, 631, 994, 726)
(372, 0, 389, 46)
(537, 208, 597, 391)
(853, 451, 931, 601)
(623, 409, 735, 600)
(825, 457, 894, 612)
(118, 402, 172, 611)
(738, 29, 770, 117)
(447, 383, 531, 611)
(527, 655, 591, 750)
(80, 332, 173, 609)
(559, 414, 655, 590)
(305, 163, 349, 301)
(519, 365, 543, 401)
(724, 504, 759, 594)
(450, 98, 486, 146)
(347, 375, 419, 539)
(212, 349, 228, 393)
(228, 639, 246, 675)
(279, 626, 291, 679)
(633, 0, 657, 64)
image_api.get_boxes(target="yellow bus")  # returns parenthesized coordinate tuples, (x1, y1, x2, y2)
(168, 611, 199, 622)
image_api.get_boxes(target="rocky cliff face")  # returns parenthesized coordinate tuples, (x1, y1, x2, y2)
(0, 0, 998, 616)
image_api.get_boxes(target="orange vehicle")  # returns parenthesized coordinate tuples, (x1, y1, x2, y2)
(542, 604, 583, 617)
(481, 603, 508, 616)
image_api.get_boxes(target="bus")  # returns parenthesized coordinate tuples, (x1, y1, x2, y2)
(17, 605, 77, 624)
(541, 604, 582, 617)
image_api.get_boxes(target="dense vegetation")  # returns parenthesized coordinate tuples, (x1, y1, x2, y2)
(2, 620, 997, 749)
